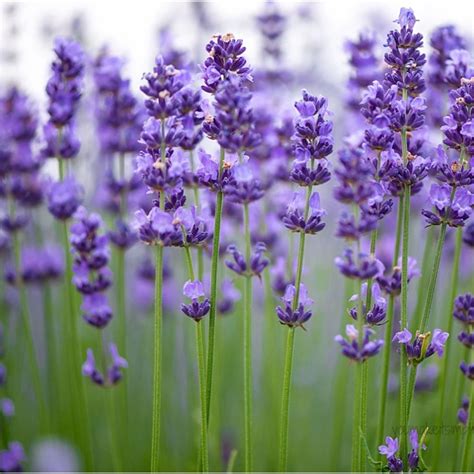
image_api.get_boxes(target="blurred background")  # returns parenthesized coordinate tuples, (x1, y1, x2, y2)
(1, 1, 473, 471)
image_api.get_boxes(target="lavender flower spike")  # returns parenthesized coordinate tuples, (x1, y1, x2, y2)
(335, 324, 384, 362)
(276, 283, 313, 330)
(181, 280, 210, 322)
(393, 328, 449, 364)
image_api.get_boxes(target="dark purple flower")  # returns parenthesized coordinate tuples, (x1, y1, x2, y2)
(393, 328, 449, 364)
(181, 280, 210, 322)
(335, 249, 385, 280)
(349, 282, 387, 325)
(134, 207, 182, 247)
(108, 220, 137, 250)
(81, 293, 113, 329)
(225, 242, 269, 279)
(453, 293, 474, 325)
(217, 279, 240, 315)
(376, 256, 419, 296)
(335, 324, 384, 362)
(460, 361, 474, 380)
(384, 8, 426, 96)
(282, 191, 326, 234)
(202, 34, 252, 94)
(107, 343, 128, 384)
(458, 397, 469, 425)
(0, 442, 25, 472)
(46, 177, 83, 220)
(224, 162, 264, 204)
(276, 283, 313, 329)
(422, 184, 473, 227)
(293, 90, 333, 162)
(82, 349, 104, 385)
(462, 221, 474, 246)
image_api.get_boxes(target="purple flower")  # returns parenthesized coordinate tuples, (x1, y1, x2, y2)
(46, 177, 83, 220)
(0, 442, 25, 472)
(225, 242, 269, 279)
(293, 90, 333, 162)
(82, 349, 104, 385)
(202, 34, 252, 94)
(335, 249, 385, 280)
(350, 282, 387, 325)
(0, 398, 14, 417)
(460, 361, 474, 380)
(276, 283, 313, 329)
(81, 293, 113, 329)
(458, 397, 469, 425)
(282, 191, 327, 234)
(453, 293, 474, 325)
(463, 222, 474, 247)
(107, 343, 128, 384)
(393, 328, 449, 364)
(376, 256, 419, 296)
(181, 280, 210, 322)
(217, 279, 241, 314)
(422, 184, 473, 227)
(335, 324, 384, 362)
(379, 436, 399, 459)
(224, 162, 265, 204)
(134, 207, 182, 247)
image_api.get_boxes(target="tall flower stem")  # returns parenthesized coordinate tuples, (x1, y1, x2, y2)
(184, 246, 209, 472)
(57, 157, 93, 469)
(460, 344, 474, 472)
(206, 146, 225, 423)
(150, 243, 164, 472)
(10, 218, 47, 433)
(278, 183, 312, 472)
(433, 229, 464, 469)
(406, 224, 447, 427)
(117, 151, 127, 358)
(243, 202, 253, 472)
(399, 183, 411, 462)
(375, 198, 403, 454)
(150, 123, 166, 472)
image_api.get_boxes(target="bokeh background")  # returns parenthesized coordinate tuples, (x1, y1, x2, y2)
(1, 1, 473, 472)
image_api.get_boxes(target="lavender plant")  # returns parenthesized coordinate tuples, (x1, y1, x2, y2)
(1, 5, 473, 473)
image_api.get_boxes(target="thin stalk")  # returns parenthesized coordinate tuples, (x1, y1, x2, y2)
(406, 225, 447, 422)
(409, 228, 434, 333)
(460, 356, 474, 471)
(184, 245, 208, 472)
(418, 224, 447, 333)
(375, 198, 403, 454)
(243, 203, 253, 472)
(433, 225, 463, 469)
(206, 146, 225, 423)
(150, 244, 164, 472)
(61, 219, 93, 468)
(11, 229, 48, 432)
(150, 120, 167, 472)
(455, 345, 471, 471)
(226, 449, 238, 473)
(278, 183, 312, 472)
(399, 184, 411, 462)
(278, 327, 295, 472)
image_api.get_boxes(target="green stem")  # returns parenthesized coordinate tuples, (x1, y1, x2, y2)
(399, 184, 411, 462)
(12, 230, 48, 432)
(278, 327, 295, 472)
(206, 147, 225, 424)
(418, 224, 447, 333)
(150, 244, 164, 472)
(376, 198, 403, 454)
(62, 220, 93, 468)
(243, 203, 253, 472)
(461, 363, 474, 471)
(226, 449, 238, 473)
(433, 226, 462, 470)
(184, 245, 209, 472)
(278, 184, 312, 472)
(409, 229, 434, 333)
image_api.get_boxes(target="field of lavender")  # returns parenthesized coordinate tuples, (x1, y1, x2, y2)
(0, 1, 473, 472)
